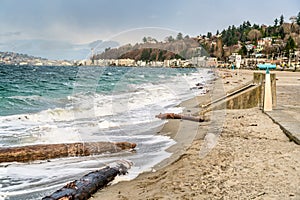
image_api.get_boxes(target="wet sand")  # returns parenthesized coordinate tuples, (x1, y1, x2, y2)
(93, 69, 300, 200)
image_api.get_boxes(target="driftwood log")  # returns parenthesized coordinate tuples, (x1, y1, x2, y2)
(0, 142, 136, 163)
(156, 113, 206, 122)
(43, 160, 132, 200)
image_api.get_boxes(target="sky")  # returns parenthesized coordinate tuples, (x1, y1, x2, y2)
(0, 0, 299, 59)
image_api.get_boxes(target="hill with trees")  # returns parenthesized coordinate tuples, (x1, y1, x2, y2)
(93, 12, 300, 62)
(199, 12, 300, 60)
(118, 48, 183, 61)
(92, 35, 205, 61)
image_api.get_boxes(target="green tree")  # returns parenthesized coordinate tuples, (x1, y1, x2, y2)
(221, 25, 233, 46)
(285, 36, 296, 53)
(297, 12, 300, 25)
(166, 36, 175, 42)
(158, 50, 164, 61)
(240, 33, 247, 42)
(216, 30, 220, 35)
(176, 32, 183, 40)
(246, 21, 251, 27)
(141, 49, 151, 61)
(239, 44, 248, 56)
(252, 23, 260, 29)
(175, 54, 183, 60)
(207, 32, 212, 38)
(279, 14, 284, 25)
(150, 52, 157, 61)
(274, 18, 278, 27)
(278, 27, 285, 39)
(242, 21, 247, 29)
(142, 37, 147, 43)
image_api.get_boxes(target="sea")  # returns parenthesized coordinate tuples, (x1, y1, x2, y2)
(0, 65, 213, 199)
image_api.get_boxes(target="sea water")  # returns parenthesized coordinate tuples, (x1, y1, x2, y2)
(0, 65, 213, 199)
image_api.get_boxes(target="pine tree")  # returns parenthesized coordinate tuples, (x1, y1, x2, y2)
(176, 32, 183, 40)
(252, 24, 260, 29)
(207, 32, 212, 38)
(240, 33, 247, 42)
(246, 21, 251, 27)
(285, 36, 296, 53)
(142, 37, 147, 43)
(279, 15, 284, 25)
(278, 27, 285, 39)
(297, 12, 300, 25)
(166, 36, 175, 42)
(274, 18, 278, 27)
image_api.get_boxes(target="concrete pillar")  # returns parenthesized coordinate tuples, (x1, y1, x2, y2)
(253, 72, 276, 109)
(264, 70, 273, 111)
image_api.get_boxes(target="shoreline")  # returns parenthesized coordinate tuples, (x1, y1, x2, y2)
(148, 69, 255, 171)
(93, 69, 300, 199)
(91, 69, 248, 196)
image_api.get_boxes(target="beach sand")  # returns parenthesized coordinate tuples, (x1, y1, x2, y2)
(93, 69, 300, 200)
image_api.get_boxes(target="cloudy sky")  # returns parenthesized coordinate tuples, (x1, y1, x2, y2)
(0, 0, 299, 59)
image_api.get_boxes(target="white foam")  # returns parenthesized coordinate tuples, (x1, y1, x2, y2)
(0, 69, 212, 147)
(37, 125, 82, 144)
(0, 68, 214, 199)
(97, 120, 119, 129)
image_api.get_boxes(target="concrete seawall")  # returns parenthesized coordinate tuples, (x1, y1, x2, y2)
(202, 70, 300, 145)
(202, 71, 276, 112)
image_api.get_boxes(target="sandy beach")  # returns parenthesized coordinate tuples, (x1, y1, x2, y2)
(93, 69, 300, 200)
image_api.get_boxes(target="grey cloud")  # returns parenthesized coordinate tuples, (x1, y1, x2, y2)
(1, 39, 119, 60)
(0, 0, 298, 59)
(0, 31, 21, 37)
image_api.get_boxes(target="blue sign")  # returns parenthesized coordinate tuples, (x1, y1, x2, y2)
(257, 63, 276, 70)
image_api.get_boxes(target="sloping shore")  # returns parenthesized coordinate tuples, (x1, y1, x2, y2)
(93, 69, 300, 199)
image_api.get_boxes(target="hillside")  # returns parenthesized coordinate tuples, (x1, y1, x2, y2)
(0, 51, 72, 66)
(198, 13, 300, 60)
(93, 13, 300, 62)
(93, 38, 205, 60)
(119, 48, 183, 61)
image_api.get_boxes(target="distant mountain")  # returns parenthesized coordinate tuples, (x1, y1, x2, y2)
(0, 39, 119, 60)
(0, 51, 47, 60)
(0, 51, 74, 66)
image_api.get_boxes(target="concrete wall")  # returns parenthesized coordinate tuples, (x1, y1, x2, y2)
(226, 85, 262, 109)
(225, 72, 277, 110)
(203, 72, 277, 112)
(253, 72, 277, 109)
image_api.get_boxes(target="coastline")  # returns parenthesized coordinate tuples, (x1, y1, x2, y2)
(93, 69, 300, 199)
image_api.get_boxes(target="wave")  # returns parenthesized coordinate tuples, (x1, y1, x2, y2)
(0, 68, 213, 146)
(0, 67, 215, 199)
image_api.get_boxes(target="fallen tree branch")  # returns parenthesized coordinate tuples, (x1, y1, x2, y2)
(0, 142, 136, 163)
(155, 113, 206, 122)
(43, 160, 132, 200)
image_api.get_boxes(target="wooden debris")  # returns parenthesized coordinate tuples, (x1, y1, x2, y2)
(155, 113, 206, 122)
(0, 142, 136, 163)
(42, 160, 132, 200)
(222, 72, 233, 78)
